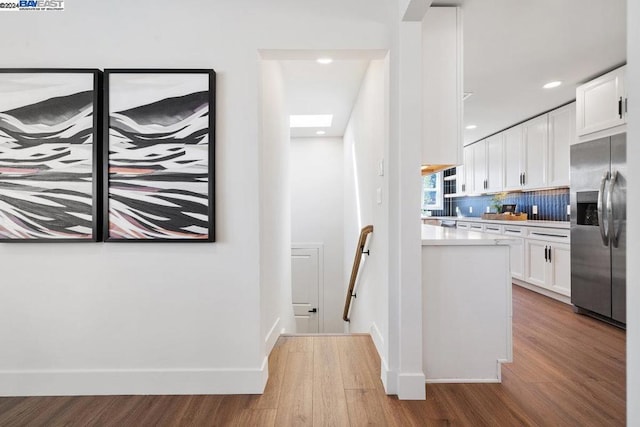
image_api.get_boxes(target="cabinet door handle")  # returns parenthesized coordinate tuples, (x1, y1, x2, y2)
(548, 247, 552, 263)
(625, 97, 628, 114)
(544, 246, 548, 262)
(523, 172, 526, 185)
(619, 97, 623, 119)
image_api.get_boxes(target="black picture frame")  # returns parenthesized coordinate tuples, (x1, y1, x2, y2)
(0, 68, 102, 242)
(102, 68, 216, 243)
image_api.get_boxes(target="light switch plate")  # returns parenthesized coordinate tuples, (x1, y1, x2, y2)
(378, 159, 384, 177)
(376, 188, 382, 204)
(532, 205, 538, 215)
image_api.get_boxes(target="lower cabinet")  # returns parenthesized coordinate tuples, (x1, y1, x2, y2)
(525, 230, 571, 297)
(503, 226, 525, 281)
(449, 220, 570, 298)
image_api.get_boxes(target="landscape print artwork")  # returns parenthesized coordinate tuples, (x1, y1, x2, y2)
(0, 71, 99, 240)
(106, 70, 215, 241)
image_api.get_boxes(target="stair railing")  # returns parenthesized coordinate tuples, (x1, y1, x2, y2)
(343, 225, 374, 322)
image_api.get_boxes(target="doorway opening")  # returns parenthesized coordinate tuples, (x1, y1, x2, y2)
(262, 50, 389, 335)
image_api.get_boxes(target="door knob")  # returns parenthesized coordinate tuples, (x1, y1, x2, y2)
(308, 308, 317, 313)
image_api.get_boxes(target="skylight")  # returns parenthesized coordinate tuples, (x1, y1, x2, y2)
(289, 114, 333, 128)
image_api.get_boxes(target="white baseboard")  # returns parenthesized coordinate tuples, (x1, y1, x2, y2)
(397, 372, 426, 400)
(0, 364, 268, 397)
(265, 317, 281, 355)
(369, 322, 389, 392)
(370, 323, 385, 360)
(426, 377, 500, 384)
(426, 358, 509, 384)
(513, 280, 571, 304)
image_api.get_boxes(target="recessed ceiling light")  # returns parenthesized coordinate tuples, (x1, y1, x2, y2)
(290, 114, 333, 128)
(316, 58, 333, 65)
(543, 81, 562, 89)
(465, 125, 477, 130)
(316, 130, 326, 135)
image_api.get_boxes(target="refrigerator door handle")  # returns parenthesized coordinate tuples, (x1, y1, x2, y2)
(608, 170, 619, 248)
(597, 171, 610, 246)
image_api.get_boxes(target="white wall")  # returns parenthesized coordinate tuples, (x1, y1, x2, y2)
(627, 0, 639, 424)
(343, 59, 390, 372)
(291, 137, 344, 333)
(260, 60, 295, 357)
(0, 0, 392, 395)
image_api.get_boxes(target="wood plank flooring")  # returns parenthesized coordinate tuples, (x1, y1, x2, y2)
(0, 286, 626, 426)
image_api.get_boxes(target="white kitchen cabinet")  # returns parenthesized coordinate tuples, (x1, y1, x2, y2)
(483, 223, 503, 235)
(464, 134, 502, 195)
(547, 103, 575, 186)
(486, 134, 504, 193)
(576, 65, 626, 137)
(522, 115, 548, 189)
(525, 239, 548, 288)
(422, 7, 463, 166)
(468, 222, 484, 232)
(525, 228, 571, 297)
(502, 125, 524, 191)
(462, 144, 474, 194)
(549, 243, 571, 296)
(503, 226, 525, 281)
(472, 140, 487, 194)
(456, 164, 465, 195)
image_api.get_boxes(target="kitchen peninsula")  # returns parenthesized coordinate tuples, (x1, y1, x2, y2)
(421, 224, 513, 383)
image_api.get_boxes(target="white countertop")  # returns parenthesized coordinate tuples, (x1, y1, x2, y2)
(424, 216, 570, 229)
(421, 224, 515, 246)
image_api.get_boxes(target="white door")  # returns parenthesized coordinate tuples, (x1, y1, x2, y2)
(547, 103, 574, 187)
(503, 125, 523, 191)
(522, 115, 548, 189)
(291, 248, 320, 333)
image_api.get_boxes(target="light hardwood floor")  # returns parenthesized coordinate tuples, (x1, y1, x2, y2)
(0, 286, 626, 426)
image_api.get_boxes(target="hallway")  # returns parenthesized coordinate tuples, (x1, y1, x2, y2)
(0, 286, 625, 426)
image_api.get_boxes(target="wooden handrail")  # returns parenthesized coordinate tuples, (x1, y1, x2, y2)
(343, 225, 374, 322)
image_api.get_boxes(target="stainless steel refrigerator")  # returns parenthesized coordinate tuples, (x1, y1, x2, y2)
(570, 134, 626, 325)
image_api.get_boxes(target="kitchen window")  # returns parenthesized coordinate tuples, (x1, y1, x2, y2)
(422, 172, 443, 211)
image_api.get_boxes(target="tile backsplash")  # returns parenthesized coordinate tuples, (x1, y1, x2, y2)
(451, 188, 570, 221)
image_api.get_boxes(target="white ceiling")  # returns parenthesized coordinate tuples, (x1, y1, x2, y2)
(458, 0, 626, 144)
(280, 1, 626, 143)
(281, 59, 371, 138)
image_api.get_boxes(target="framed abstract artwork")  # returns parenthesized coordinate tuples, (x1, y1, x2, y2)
(104, 69, 215, 242)
(0, 69, 102, 241)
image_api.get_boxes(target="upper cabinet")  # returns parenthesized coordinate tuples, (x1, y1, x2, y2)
(472, 140, 487, 194)
(547, 102, 575, 187)
(576, 65, 627, 137)
(522, 115, 548, 189)
(485, 134, 504, 193)
(503, 125, 524, 192)
(461, 144, 474, 194)
(421, 7, 463, 167)
(465, 102, 575, 194)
